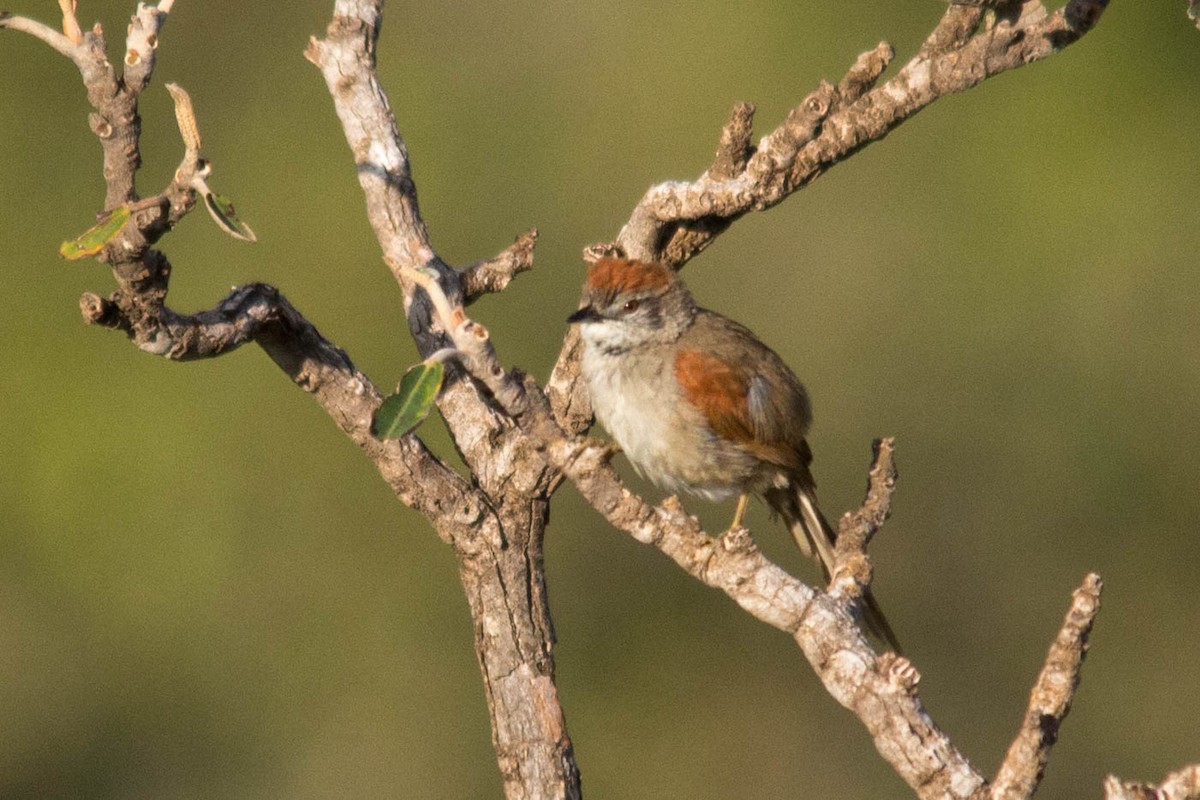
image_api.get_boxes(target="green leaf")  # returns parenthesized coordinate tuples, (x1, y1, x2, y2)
(202, 190, 257, 242)
(371, 360, 445, 439)
(59, 206, 132, 260)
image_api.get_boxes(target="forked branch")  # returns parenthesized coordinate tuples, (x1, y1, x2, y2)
(0, 2, 485, 537)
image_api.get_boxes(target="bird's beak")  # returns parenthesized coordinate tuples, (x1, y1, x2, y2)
(567, 305, 601, 324)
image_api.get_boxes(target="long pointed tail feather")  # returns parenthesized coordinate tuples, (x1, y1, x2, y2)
(768, 481, 904, 655)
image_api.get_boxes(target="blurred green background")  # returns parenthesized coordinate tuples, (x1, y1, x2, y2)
(2, 1, 1197, 797)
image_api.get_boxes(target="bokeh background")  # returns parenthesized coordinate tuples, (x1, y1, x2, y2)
(1, 1, 1197, 797)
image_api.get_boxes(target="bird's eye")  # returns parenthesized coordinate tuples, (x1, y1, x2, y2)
(622, 299, 640, 313)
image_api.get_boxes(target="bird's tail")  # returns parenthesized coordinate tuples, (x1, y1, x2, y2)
(766, 480, 904, 655)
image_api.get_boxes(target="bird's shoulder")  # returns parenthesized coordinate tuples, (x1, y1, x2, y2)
(674, 308, 813, 467)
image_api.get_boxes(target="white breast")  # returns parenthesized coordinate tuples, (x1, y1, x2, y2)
(579, 331, 745, 501)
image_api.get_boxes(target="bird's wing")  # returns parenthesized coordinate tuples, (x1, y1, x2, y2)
(673, 348, 808, 473)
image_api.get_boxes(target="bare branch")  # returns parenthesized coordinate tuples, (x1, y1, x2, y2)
(607, 0, 1108, 267)
(990, 573, 1103, 799)
(835, 437, 898, 561)
(1105, 765, 1200, 800)
(829, 438, 898, 627)
(305, 0, 522, 477)
(0, 11, 84, 63)
(545, 328, 591, 435)
(549, 436, 989, 799)
(78, 281, 482, 531)
(164, 82, 204, 189)
(305, 4, 434, 281)
(462, 228, 539, 302)
(123, 1, 172, 92)
(165, 83, 202, 155)
(308, 8, 581, 798)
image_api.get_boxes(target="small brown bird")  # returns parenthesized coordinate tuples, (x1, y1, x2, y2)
(568, 257, 901, 652)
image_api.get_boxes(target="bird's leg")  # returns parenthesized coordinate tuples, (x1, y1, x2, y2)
(729, 493, 750, 530)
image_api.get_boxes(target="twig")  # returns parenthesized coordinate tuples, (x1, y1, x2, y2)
(57, 0, 82, 44)
(829, 437, 898, 606)
(707, 101, 756, 182)
(1105, 764, 1200, 800)
(462, 228, 539, 302)
(0, 12, 82, 62)
(124, 1, 173, 92)
(78, 282, 483, 535)
(165, 83, 202, 157)
(990, 573, 1103, 799)
(835, 438, 898, 559)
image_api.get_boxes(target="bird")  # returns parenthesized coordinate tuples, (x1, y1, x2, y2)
(567, 256, 901, 652)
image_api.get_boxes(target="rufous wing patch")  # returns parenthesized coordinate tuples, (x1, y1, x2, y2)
(674, 350, 755, 443)
(674, 349, 807, 471)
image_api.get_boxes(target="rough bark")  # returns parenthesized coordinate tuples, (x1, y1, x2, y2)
(305, 5, 580, 797)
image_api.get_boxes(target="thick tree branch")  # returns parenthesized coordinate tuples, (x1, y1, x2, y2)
(307, 6, 579, 799)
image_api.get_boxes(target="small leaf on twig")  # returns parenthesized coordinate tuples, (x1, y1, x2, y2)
(59, 206, 131, 260)
(202, 190, 257, 242)
(371, 360, 446, 439)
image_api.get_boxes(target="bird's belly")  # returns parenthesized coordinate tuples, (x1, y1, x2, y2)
(584, 351, 758, 501)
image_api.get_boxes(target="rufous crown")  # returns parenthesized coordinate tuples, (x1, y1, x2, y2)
(584, 257, 674, 299)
